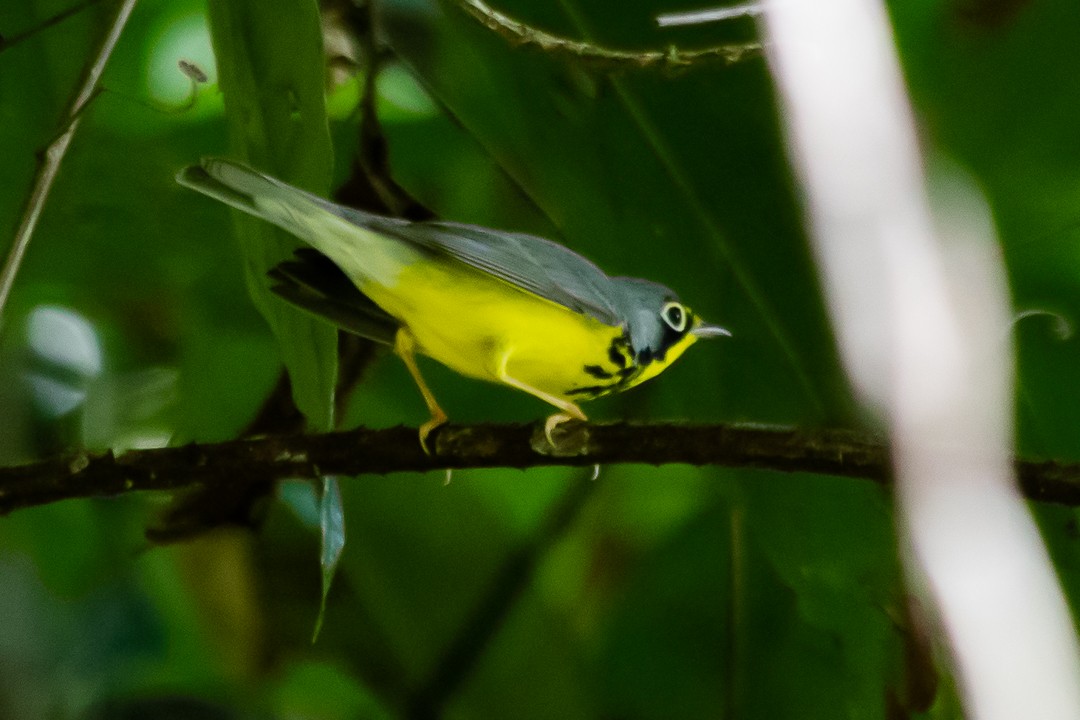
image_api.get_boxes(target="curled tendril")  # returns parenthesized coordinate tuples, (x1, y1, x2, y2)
(98, 59, 207, 117)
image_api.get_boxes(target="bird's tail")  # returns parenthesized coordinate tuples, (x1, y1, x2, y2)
(177, 158, 414, 287)
(176, 158, 343, 245)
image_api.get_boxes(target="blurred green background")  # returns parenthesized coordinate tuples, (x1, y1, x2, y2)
(1, 0, 1077, 717)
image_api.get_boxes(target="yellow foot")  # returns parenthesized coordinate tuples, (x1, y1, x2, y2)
(544, 413, 574, 446)
(543, 407, 588, 449)
(418, 410, 448, 456)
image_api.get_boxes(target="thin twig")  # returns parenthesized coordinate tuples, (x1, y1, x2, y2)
(0, 0, 105, 54)
(4, 422, 1080, 518)
(452, 0, 761, 72)
(0, 0, 138, 327)
(657, 2, 765, 28)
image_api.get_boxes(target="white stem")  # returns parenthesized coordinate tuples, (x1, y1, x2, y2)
(762, 2, 1080, 718)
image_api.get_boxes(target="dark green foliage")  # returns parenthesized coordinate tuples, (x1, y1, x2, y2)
(0, 0, 1077, 718)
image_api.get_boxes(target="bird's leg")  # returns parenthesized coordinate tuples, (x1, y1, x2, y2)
(495, 349, 587, 447)
(394, 329, 447, 454)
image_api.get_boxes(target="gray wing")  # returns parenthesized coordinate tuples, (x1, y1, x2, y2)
(333, 209, 625, 328)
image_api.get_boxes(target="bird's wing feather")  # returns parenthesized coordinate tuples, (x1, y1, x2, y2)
(335, 210, 625, 327)
(268, 249, 399, 345)
(181, 158, 625, 328)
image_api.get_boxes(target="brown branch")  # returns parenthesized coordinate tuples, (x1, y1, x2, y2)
(146, 371, 304, 543)
(452, 0, 762, 72)
(3, 422, 1080, 516)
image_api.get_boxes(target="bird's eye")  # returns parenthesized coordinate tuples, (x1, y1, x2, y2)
(661, 302, 687, 332)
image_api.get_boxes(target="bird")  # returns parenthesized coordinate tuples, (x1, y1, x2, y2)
(177, 158, 730, 451)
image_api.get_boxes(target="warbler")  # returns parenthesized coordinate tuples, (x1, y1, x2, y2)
(178, 158, 729, 449)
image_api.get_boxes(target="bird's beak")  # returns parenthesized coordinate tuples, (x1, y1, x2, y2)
(691, 320, 732, 339)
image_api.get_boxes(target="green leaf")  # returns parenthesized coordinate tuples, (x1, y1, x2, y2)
(313, 476, 346, 642)
(205, 0, 337, 430)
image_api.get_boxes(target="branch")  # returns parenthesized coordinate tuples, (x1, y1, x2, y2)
(0, 0, 105, 54)
(4, 422, 1080, 516)
(451, 0, 761, 72)
(0, 0, 138, 326)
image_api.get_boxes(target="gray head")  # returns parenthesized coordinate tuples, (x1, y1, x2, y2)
(610, 277, 730, 365)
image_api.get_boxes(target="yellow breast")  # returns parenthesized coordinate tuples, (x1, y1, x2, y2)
(360, 259, 632, 400)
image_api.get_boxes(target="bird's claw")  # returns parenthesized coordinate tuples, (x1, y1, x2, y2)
(538, 412, 589, 456)
(544, 413, 574, 447)
(418, 412, 448, 456)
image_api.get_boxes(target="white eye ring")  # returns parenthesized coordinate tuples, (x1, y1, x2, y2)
(661, 302, 687, 332)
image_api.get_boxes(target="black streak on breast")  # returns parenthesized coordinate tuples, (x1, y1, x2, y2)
(583, 364, 614, 380)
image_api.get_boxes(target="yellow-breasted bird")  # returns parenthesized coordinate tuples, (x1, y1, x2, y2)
(178, 158, 729, 449)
